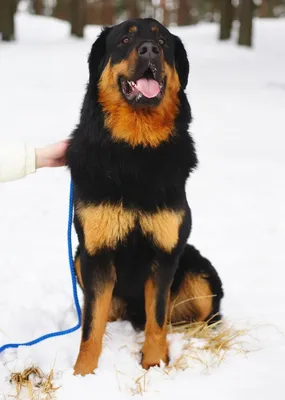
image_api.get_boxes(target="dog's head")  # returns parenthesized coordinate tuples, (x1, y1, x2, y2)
(88, 18, 189, 147)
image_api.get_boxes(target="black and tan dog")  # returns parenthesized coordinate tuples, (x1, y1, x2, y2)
(67, 18, 223, 376)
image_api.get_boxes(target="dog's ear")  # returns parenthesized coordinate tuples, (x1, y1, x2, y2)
(173, 35, 189, 90)
(88, 27, 112, 82)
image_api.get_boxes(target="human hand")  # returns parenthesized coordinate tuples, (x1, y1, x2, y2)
(36, 140, 69, 169)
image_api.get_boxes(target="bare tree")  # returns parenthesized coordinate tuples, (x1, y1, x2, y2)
(33, 0, 43, 15)
(238, 0, 254, 47)
(260, 0, 275, 17)
(219, 0, 234, 40)
(70, 0, 86, 38)
(160, 0, 169, 26)
(197, 0, 206, 20)
(206, 0, 220, 22)
(177, 0, 192, 26)
(126, 0, 140, 19)
(53, 0, 70, 21)
(0, 0, 16, 41)
(101, 0, 114, 26)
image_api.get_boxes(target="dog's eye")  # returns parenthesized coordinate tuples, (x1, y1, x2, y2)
(158, 38, 165, 46)
(121, 36, 131, 44)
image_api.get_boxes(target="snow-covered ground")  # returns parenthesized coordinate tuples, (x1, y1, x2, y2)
(0, 14, 285, 399)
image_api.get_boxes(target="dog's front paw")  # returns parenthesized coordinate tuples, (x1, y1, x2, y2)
(73, 355, 98, 376)
(141, 344, 169, 370)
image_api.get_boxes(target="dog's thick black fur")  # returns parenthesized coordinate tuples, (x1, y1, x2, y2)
(67, 18, 223, 376)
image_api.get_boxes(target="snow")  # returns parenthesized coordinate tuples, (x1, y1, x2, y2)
(1, 13, 285, 399)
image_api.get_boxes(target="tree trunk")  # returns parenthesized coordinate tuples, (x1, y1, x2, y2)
(238, 0, 254, 47)
(260, 0, 275, 18)
(219, 0, 234, 40)
(53, 0, 70, 21)
(197, 0, 206, 21)
(177, 0, 192, 26)
(101, 0, 114, 26)
(70, 0, 86, 38)
(160, 0, 168, 26)
(126, 0, 140, 19)
(33, 0, 43, 15)
(207, 0, 220, 23)
(0, 0, 16, 41)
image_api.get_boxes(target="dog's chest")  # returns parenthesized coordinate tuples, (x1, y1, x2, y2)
(80, 139, 189, 209)
(76, 202, 184, 256)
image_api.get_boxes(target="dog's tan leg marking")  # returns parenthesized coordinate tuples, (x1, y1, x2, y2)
(141, 278, 169, 369)
(74, 255, 83, 289)
(108, 297, 126, 322)
(73, 280, 115, 376)
(169, 274, 213, 324)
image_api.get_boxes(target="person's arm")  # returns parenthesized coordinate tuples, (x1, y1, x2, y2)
(0, 141, 68, 183)
(0, 142, 35, 183)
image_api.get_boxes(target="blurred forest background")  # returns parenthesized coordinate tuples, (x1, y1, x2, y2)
(0, 0, 285, 47)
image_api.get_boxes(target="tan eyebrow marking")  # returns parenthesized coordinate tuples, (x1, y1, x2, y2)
(129, 26, 137, 33)
(152, 26, 159, 33)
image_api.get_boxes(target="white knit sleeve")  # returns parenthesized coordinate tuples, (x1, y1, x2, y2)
(0, 143, 36, 182)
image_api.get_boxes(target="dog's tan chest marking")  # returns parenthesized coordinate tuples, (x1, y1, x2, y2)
(139, 209, 184, 253)
(77, 203, 184, 255)
(77, 203, 136, 256)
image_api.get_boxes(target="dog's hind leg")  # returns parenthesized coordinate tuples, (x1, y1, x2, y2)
(169, 244, 224, 325)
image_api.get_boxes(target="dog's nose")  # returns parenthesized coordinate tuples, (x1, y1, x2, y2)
(137, 41, 161, 59)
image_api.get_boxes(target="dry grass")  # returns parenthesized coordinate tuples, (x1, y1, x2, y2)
(166, 315, 251, 373)
(130, 370, 149, 396)
(128, 293, 252, 392)
(128, 313, 251, 394)
(9, 367, 60, 400)
(8, 313, 252, 398)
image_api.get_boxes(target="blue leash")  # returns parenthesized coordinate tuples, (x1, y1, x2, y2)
(0, 180, 81, 354)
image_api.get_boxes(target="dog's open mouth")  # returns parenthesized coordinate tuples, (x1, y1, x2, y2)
(120, 64, 165, 102)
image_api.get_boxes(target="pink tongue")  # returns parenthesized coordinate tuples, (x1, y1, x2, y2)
(135, 78, 160, 98)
